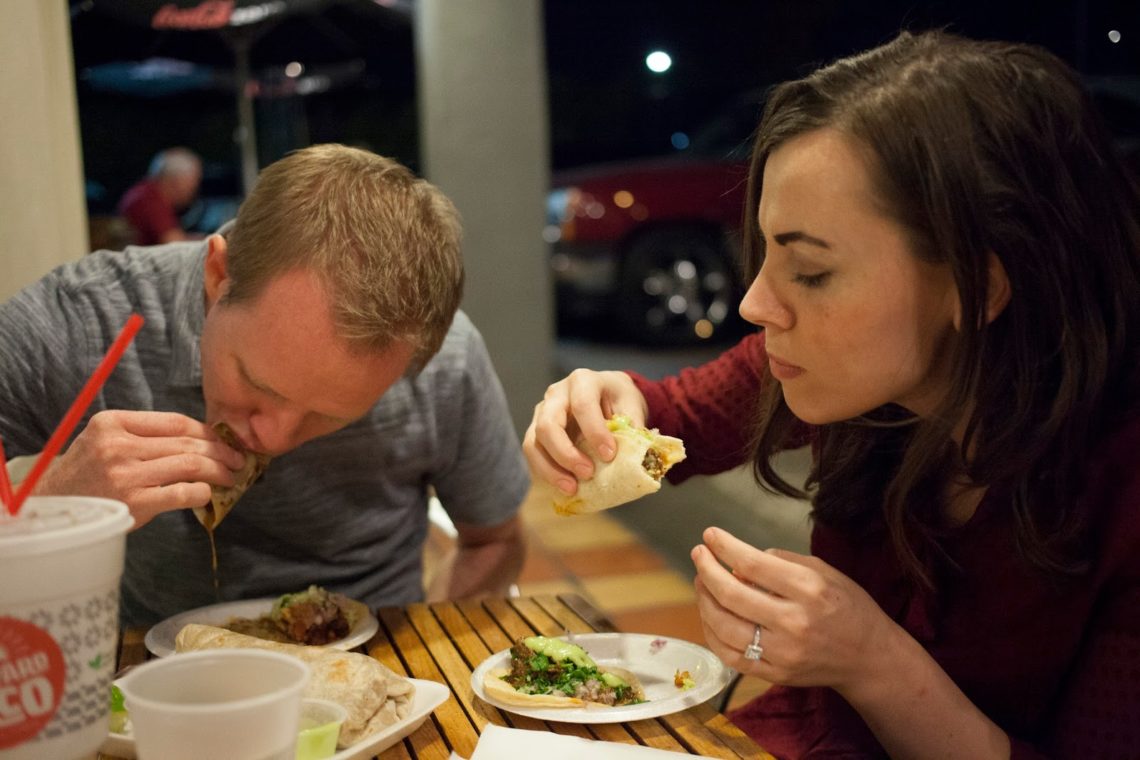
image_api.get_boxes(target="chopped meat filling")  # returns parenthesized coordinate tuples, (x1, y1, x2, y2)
(274, 590, 351, 645)
(642, 447, 666, 480)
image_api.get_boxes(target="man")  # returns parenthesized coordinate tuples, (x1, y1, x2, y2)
(1, 145, 530, 627)
(117, 147, 203, 245)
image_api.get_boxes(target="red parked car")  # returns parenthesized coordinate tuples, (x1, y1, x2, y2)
(547, 94, 763, 345)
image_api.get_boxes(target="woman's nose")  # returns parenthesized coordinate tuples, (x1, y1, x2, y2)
(739, 264, 793, 331)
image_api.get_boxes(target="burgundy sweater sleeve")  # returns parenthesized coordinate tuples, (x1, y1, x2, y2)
(628, 331, 768, 482)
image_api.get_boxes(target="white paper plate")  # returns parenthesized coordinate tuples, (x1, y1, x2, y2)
(143, 597, 380, 658)
(470, 633, 732, 723)
(100, 677, 450, 760)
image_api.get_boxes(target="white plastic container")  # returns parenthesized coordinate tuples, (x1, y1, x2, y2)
(0, 496, 133, 760)
(118, 649, 310, 760)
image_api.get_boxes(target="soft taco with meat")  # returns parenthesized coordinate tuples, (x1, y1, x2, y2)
(541, 415, 686, 516)
(194, 422, 271, 531)
(482, 635, 645, 708)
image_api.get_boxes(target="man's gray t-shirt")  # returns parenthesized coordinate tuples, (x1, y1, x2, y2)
(0, 243, 530, 626)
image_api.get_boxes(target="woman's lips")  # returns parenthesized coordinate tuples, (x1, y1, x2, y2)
(768, 353, 805, 380)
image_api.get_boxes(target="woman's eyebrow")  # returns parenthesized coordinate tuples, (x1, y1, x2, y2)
(773, 230, 833, 250)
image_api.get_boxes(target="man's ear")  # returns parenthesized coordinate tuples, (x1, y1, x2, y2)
(203, 234, 230, 309)
(984, 252, 1011, 324)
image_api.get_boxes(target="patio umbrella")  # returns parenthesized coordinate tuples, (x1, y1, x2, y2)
(73, 0, 412, 193)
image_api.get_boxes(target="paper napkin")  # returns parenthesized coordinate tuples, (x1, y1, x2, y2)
(449, 724, 715, 759)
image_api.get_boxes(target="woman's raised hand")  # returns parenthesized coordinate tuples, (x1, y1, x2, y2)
(523, 369, 647, 496)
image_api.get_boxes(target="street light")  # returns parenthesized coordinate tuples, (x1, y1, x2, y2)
(646, 50, 672, 74)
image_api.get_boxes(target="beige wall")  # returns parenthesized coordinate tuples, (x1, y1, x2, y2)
(0, 0, 87, 302)
(416, 0, 554, 435)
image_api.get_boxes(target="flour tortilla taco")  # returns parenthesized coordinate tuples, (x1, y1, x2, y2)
(482, 635, 645, 709)
(175, 623, 414, 747)
(542, 415, 686, 516)
(194, 422, 271, 531)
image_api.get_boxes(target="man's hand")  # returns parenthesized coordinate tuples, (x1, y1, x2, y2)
(428, 515, 526, 601)
(31, 410, 248, 529)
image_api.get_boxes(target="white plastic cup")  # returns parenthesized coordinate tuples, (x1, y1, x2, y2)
(0, 496, 133, 760)
(118, 649, 311, 760)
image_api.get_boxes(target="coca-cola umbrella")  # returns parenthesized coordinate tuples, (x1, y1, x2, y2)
(72, 0, 412, 193)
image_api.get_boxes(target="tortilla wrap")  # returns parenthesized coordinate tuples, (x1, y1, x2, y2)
(175, 623, 414, 747)
(482, 665, 645, 708)
(194, 422, 271, 531)
(541, 416, 686, 515)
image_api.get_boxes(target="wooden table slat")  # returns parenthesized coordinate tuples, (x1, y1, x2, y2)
(534, 594, 609, 634)
(377, 606, 482, 759)
(403, 723, 454, 760)
(479, 597, 536, 642)
(431, 602, 494, 667)
(365, 623, 406, 675)
(379, 739, 415, 760)
(548, 720, 602, 740)
(367, 622, 452, 760)
(404, 604, 511, 738)
(507, 595, 565, 636)
(454, 599, 515, 653)
(557, 593, 620, 632)
(430, 603, 544, 735)
(664, 703, 777, 760)
(587, 721, 642, 745)
(624, 717, 690, 751)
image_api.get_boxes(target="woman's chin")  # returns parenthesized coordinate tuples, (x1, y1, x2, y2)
(783, 394, 860, 426)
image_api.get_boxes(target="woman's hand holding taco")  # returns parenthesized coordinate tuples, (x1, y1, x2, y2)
(525, 369, 648, 497)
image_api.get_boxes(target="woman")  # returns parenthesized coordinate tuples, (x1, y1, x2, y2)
(525, 31, 1140, 758)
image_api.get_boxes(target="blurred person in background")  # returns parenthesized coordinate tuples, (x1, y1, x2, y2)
(526, 31, 1140, 758)
(117, 146, 203, 245)
(1, 144, 529, 627)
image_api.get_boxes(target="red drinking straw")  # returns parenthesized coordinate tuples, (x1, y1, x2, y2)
(0, 438, 14, 511)
(6, 313, 145, 517)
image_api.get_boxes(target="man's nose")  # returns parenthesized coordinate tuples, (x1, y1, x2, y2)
(248, 407, 306, 455)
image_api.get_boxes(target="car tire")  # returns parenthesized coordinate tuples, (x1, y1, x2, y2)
(617, 226, 740, 346)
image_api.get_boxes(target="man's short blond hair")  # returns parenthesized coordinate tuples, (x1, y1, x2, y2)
(223, 144, 464, 368)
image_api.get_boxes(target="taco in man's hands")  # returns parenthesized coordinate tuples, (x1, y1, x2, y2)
(483, 635, 645, 708)
(194, 422, 271, 531)
(542, 414, 685, 516)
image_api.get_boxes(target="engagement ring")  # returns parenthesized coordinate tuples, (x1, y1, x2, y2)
(743, 624, 763, 661)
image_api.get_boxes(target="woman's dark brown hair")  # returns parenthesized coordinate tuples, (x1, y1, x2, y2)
(744, 31, 1140, 586)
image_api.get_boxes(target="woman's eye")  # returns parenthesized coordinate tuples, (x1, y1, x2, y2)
(793, 271, 831, 288)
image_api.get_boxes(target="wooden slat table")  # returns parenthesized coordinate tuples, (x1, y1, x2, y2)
(102, 594, 772, 759)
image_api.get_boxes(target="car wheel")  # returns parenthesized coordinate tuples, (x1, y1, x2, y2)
(617, 226, 739, 345)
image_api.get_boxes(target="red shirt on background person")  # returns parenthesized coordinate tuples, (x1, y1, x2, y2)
(117, 147, 202, 246)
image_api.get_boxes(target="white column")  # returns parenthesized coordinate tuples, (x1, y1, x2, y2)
(0, 0, 88, 301)
(415, 0, 553, 435)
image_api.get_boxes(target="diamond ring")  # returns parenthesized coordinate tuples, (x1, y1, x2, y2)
(743, 624, 763, 661)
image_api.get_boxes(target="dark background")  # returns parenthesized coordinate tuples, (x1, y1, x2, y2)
(70, 0, 1139, 212)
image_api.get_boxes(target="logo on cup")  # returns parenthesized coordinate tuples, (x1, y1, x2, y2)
(0, 617, 67, 749)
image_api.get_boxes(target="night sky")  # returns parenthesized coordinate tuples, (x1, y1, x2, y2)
(70, 0, 1138, 210)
